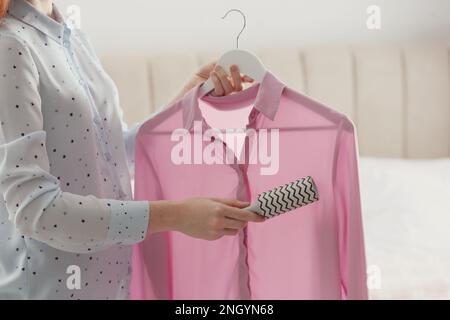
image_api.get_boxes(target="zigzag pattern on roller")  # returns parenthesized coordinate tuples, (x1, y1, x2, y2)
(256, 176, 319, 218)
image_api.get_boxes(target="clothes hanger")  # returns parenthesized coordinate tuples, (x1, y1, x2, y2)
(198, 9, 267, 97)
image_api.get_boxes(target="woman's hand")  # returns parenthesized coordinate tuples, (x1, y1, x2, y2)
(169, 61, 254, 104)
(195, 62, 254, 97)
(148, 198, 264, 240)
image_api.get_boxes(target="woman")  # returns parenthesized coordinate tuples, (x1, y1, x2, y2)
(0, 0, 263, 299)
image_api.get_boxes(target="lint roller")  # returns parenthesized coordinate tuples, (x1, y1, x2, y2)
(246, 176, 319, 218)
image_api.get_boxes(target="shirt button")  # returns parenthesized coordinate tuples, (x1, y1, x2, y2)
(93, 117, 101, 125)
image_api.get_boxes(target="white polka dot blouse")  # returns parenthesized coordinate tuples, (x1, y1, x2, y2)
(0, 0, 151, 299)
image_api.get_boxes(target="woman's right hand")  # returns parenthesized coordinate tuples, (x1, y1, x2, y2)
(148, 198, 264, 240)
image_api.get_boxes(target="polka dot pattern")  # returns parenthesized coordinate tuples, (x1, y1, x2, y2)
(0, 1, 150, 299)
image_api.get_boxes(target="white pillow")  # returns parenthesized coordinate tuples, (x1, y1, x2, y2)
(359, 157, 450, 299)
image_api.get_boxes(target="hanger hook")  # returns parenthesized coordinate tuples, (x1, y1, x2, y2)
(222, 9, 246, 49)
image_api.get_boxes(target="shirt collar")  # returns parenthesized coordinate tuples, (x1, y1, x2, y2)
(8, 0, 67, 44)
(182, 71, 286, 130)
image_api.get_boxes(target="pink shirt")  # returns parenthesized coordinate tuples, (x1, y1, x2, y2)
(130, 71, 368, 300)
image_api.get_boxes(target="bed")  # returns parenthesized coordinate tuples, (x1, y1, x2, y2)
(360, 158, 450, 299)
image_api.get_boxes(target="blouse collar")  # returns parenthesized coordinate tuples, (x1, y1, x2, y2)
(182, 71, 286, 130)
(8, 0, 67, 44)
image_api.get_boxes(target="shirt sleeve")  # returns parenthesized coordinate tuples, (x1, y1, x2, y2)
(130, 131, 171, 300)
(0, 34, 149, 254)
(120, 105, 166, 179)
(333, 117, 368, 300)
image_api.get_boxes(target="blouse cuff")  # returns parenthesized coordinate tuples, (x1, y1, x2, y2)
(105, 199, 150, 246)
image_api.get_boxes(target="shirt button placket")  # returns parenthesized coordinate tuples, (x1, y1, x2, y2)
(62, 25, 126, 200)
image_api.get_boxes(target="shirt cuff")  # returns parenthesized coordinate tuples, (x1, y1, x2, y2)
(105, 200, 150, 246)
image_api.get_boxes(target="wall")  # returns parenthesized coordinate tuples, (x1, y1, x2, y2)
(55, 0, 450, 54)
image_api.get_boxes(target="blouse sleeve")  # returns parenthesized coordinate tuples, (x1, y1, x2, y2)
(0, 34, 149, 254)
(120, 105, 166, 179)
(130, 130, 171, 300)
(333, 117, 368, 299)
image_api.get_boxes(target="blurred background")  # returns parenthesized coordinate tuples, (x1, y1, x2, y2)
(57, 0, 450, 53)
(55, 0, 450, 299)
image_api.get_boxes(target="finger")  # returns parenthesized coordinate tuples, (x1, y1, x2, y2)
(230, 65, 243, 91)
(224, 207, 265, 222)
(222, 229, 240, 236)
(214, 65, 234, 95)
(210, 198, 250, 208)
(211, 73, 224, 97)
(242, 75, 254, 83)
(224, 218, 247, 230)
(197, 61, 216, 79)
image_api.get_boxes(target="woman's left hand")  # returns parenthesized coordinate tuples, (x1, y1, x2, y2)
(170, 61, 253, 105)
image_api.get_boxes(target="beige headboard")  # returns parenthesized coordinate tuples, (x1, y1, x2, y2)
(100, 46, 450, 158)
